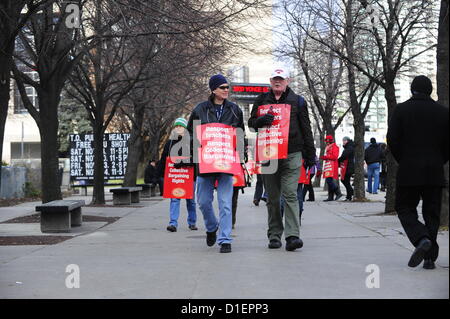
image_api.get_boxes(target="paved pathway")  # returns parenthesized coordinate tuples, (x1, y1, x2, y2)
(0, 188, 448, 298)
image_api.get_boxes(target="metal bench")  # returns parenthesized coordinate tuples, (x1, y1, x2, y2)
(109, 187, 142, 205)
(137, 184, 152, 198)
(36, 200, 85, 233)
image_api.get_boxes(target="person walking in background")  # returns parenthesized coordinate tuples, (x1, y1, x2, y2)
(186, 74, 246, 253)
(364, 138, 384, 194)
(144, 159, 162, 196)
(321, 135, 342, 202)
(302, 155, 321, 202)
(338, 137, 355, 201)
(253, 174, 266, 206)
(157, 118, 197, 232)
(248, 67, 316, 251)
(379, 143, 387, 192)
(387, 75, 449, 269)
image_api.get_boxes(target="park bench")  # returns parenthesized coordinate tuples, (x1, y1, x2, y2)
(109, 186, 142, 205)
(136, 184, 152, 198)
(71, 182, 121, 196)
(36, 200, 85, 233)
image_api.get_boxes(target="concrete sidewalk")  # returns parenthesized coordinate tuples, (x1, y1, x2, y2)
(0, 187, 448, 299)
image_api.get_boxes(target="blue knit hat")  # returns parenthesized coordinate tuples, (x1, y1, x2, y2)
(209, 74, 228, 91)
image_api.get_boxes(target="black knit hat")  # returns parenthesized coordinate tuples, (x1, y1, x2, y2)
(411, 75, 433, 96)
(209, 74, 228, 91)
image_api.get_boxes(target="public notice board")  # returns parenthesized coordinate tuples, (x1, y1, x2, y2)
(69, 133, 130, 181)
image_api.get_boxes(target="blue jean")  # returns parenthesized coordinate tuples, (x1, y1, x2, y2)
(197, 174, 233, 245)
(169, 182, 197, 227)
(367, 162, 380, 193)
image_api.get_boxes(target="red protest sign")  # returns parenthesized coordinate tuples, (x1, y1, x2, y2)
(298, 160, 311, 184)
(233, 165, 246, 187)
(245, 160, 256, 175)
(339, 160, 348, 181)
(196, 123, 241, 175)
(256, 104, 291, 161)
(163, 157, 195, 199)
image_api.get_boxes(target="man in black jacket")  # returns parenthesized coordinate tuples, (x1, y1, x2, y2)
(338, 137, 355, 201)
(387, 75, 449, 269)
(364, 138, 384, 194)
(248, 67, 316, 251)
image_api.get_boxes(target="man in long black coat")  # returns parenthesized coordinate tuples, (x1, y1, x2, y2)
(387, 75, 449, 270)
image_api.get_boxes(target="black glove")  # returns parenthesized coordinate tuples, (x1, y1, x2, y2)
(255, 113, 275, 128)
(303, 160, 315, 170)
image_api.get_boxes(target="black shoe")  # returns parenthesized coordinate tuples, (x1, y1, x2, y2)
(206, 228, 218, 247)
(306, 199, 314, 202)
(324, 190, 334, 202)
(220, 243, 232, 253)
(423, 259, 436, 270)
(285, 236, 303, 251)
(268, 239, 282, 249)
(408, 238, 432, 267)
(189, 225, 198, 231)
(261, 197, 267, 202)
(253, 199, 260, 206)
(166, 225, 177, 232)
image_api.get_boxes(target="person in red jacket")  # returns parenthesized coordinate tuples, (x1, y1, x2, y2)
(320, 135, 343, 201)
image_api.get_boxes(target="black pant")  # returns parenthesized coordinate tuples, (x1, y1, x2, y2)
(325, 177, 337, 192)
(302, 175, 315, 201)
(340, 173, 353, 199)
(254, 174, 264, 201)
(395, 185, 442, 261)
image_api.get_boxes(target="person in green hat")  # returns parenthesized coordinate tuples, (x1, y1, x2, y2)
(157, 117, 197, 232)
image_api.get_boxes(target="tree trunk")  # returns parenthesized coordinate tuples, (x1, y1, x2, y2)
(0, 35, 15, 191)
(384, 82, 398, 213)
(353, 118, 366, 200)
(38, 92, 62, 203)
(123, 134, 142, 187)
(123, 104, 144, 186)
(437, 0, 449, 226)
(91, 124, 105, 204)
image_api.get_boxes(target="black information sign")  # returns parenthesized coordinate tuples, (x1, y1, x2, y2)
(69, 133, 130, 181)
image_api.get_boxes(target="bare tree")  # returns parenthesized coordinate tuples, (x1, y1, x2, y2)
(68, 0, 268, 202)
(276, 0, 351, 187)
(291, 0, 436, 211)
(0, 0, 55, 192)
(11, 1, 83, 203)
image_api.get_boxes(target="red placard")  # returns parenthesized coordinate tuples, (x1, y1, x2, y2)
(245, 160, 256, 175)
(196, 123, 241, 175)
(298, 160, 311, 184)
(233, 165, 246, 187)
(256, 104, 291, 161)
(163, 157, 195, 199)
(340, 160, 348, 181)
